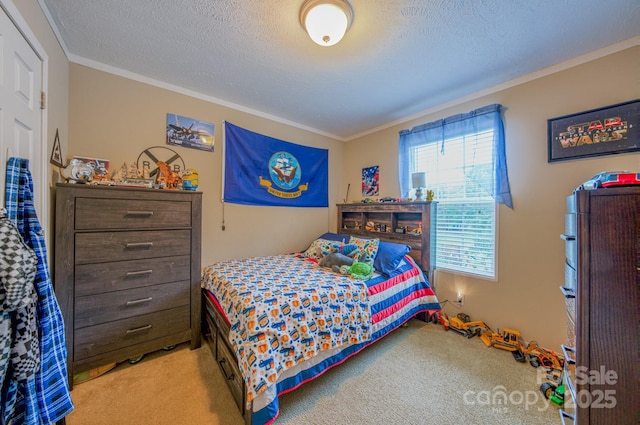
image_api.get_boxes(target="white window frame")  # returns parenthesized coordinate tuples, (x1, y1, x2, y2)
(409, 129, 498, 280)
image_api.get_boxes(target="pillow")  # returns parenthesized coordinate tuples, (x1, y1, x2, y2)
(337, 243, 359, 258)
(317, 232, 350, 243)
(374, 241, 411, 277)
(302, 238, 342, 261)
(348, 236, 380, 267)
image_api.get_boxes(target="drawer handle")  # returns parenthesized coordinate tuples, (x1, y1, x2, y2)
(126, 269, 153, 277)
(125, 324, 152, 334)
(125, 242, 154, 249)
(218, 358, 235, 381)
(126, 297, 153, 306)
(125, 210, 154, 217)
(560, 234, 576, 241)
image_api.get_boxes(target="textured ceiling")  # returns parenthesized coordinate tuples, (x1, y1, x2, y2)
(39, 0, 640, 140)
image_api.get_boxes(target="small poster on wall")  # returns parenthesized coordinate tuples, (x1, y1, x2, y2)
(362, 165, 379, 197)
(166, 113, 215, 152)
(50, 129, 64, 167)
(72, 155, 110, 180)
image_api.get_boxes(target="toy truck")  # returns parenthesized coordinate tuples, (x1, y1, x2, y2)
(540, 380, 565, 407)
(479, 327, 523, 356)
(438, 312, 489, 338)
(526, 343, 565, 372)
(479, 327, 565, 372)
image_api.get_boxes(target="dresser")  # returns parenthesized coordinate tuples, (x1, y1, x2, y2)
(54, 184, 202, 386)
(559, 187, 639, 424)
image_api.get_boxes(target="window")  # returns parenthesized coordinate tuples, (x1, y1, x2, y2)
(398, 104, 512, 279)
(413, 130, 496, 277)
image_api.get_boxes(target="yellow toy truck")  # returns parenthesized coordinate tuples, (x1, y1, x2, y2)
(438, 312, 489, 338)
(480, 327, 564, 372)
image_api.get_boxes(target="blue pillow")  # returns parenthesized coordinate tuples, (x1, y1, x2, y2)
(374, 241, 411, 277)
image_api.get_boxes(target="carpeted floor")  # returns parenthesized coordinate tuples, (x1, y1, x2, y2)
(64, 320, 560, 425)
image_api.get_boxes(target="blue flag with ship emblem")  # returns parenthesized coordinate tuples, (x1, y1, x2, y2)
(223, 122, 328, 207)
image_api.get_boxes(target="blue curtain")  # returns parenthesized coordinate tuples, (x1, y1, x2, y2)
(398, 104, 513, 209)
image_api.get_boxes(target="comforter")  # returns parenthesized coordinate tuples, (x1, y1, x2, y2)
(201, 253, 440, 424)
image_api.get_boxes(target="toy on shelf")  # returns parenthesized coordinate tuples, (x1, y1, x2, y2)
(580, 170, 640, 190)
(111, 162, 142, 182)
(409, 221, 422, 235)
(180, 168, 199, 190)
(438, 312, 488, 338)
(60, 158, 95, 184)
(156, 160, 182, 189)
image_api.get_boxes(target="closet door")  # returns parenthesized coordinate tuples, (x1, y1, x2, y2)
(0, 5, 44, 216)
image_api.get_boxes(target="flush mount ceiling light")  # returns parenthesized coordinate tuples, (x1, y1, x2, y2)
(300, 0, 353, 47)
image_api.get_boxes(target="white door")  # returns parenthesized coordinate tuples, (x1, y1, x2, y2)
(0, 4, 44, 216)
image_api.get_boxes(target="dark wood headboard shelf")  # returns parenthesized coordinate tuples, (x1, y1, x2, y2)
(336, 202, 436, 273)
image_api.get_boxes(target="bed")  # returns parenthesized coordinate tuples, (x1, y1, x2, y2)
(201, 222, 440, 425)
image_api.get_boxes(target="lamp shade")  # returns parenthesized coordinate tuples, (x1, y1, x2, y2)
(412, 172, 426, 188)
(300, 0, 353, 46)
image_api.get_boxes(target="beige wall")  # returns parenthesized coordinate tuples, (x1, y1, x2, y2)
(13, 0, 639, 352)
(343, 45, 640, 351)
(67, 64, 344, 266)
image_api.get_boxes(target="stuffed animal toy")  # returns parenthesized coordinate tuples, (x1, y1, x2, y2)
(339, 261, 374, 280)
(337, 243, 359, 258)
(318, 252, 354, 271)
(60, 158, 95, 183)
(316, 243, 360, 262)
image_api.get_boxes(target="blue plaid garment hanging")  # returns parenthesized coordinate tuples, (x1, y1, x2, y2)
(1, 158, 74, 424)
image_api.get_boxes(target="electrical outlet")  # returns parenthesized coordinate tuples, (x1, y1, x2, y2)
(456, 292, 464, 306)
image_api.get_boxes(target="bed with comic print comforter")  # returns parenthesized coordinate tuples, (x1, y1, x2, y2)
(201, 253, 440, 425)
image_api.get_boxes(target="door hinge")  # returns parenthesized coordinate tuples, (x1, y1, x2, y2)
(40, 91, 46, 109)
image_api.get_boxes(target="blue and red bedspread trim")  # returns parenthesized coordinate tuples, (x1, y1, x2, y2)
(203, 255, 440, 425)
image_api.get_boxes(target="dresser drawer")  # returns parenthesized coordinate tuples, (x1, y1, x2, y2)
(202, 311, 218, 356)
(74, 306, 190, 361)
(75, 255, 191, 296)
(216, 333, 244, 411)
(204, 291, 231, 337)
(75, 229, 190, 264)
(74, 281, 190, 328)
(75, 198, 191, 230)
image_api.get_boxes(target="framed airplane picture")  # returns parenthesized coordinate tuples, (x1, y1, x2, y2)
(166, 113, 215, 152)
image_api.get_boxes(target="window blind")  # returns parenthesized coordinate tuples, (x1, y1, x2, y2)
(413, 130, 496, 278)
